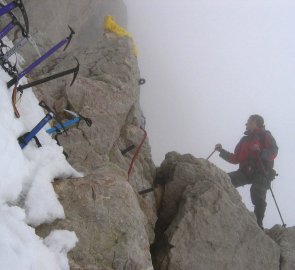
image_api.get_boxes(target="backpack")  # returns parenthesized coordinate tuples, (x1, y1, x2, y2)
(257, 130, 278, 180)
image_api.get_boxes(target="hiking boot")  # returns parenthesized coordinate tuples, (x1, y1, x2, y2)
(256, 217, 264, 230)
(254, 206, 265, 230)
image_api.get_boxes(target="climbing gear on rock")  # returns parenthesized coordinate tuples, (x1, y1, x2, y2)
(46, 109, 91, 159)
(0, 0, 28, 78)
(121, 145, 136, 156)
(46, 117, 80, 135)
(17, 57, 80, 93)
(0, 0, 29, 40)
(18, 101, 66, 149)
(18, 131, 42, 148)
(128, 127, 147, 179)
(7, 26, 75, 88)
(12, 58, 79, 118)
(0, 36, 28, 63)
(46, 109, 92, 135)
(138, 188, 154, 195)
(138, 78, 145, 85)
(0, 44, 18, 77)
(11, 74, 20, 117)
(125, 127, 152, 194)
(0, 0, 25, 18)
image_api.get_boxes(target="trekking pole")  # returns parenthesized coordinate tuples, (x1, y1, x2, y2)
(269, 185, 286, 227)
(257, 156, 286, 227)
(206, 149, 216, 160)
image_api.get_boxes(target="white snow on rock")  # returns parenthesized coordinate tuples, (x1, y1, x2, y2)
(0, 38, 81, 269)
(44, 230, 79, 270)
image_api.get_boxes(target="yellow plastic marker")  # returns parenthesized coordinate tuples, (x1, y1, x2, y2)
(104, 15, 138, 57)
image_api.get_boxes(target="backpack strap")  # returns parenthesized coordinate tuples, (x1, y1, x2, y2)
(256, 130, 278, 174)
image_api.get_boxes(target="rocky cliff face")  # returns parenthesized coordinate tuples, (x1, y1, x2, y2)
(15, 2, 156, 269)
(8, 1, 295, 269)
(268, 225, 295, 270)
(152, 152, 281, 270)
(35, 33, 157, 269)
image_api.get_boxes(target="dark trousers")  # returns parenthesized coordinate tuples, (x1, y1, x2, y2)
(228, 170, 269, 228)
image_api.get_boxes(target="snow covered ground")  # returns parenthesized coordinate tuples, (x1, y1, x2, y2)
(0, 39, 80, 270)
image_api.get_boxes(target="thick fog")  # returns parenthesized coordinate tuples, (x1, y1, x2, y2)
(125, 0, 295, 228)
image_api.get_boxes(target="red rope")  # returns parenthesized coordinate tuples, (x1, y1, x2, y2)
(127, 127, 147, 179)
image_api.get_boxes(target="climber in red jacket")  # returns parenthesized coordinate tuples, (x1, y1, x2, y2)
(215, 114, 278, 229)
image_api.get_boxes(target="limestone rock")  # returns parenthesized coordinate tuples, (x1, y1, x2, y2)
(267, 225, 295, 270)
(5, 0, 127, 66)
(32, 32, 158, 269)
(37, 165, 153, 270)
(152, 152, 280, 270)
(9, 1, 293, 268)
(34, 35, 143, 174)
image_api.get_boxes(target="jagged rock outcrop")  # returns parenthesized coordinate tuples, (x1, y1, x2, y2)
(267, 225, 295, 270)
(152, 152, 280, 270)
(16, 3, 158, 268)
(33, 32, 158, 268)
(33, 34, 157, 225)
(37, 165, 153, 270)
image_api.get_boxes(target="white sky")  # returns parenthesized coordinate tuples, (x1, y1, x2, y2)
(125, 0, 295, 228)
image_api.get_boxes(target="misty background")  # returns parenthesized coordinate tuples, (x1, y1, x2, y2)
(125, 0, 295, 228)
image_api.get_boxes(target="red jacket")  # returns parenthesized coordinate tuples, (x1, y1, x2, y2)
(220, 128, 278, 174)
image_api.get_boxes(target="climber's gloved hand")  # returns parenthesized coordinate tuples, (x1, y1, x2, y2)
(215, 144, 223, 152)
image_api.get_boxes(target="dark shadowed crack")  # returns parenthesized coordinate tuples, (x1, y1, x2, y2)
(279, 253, 284, 270)
(150, 167, 178, 270)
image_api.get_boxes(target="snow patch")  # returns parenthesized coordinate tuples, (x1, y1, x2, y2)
(44, 230, 79, 270)
(0, 38, 81, 269)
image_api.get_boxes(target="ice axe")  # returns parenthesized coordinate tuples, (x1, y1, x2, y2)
(16, 57, 80, 93)
(18, 100, 67, 149)
(7, 25, 75, 88)
(0, 0, 29, 40)
(45, 109, 92, 135)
